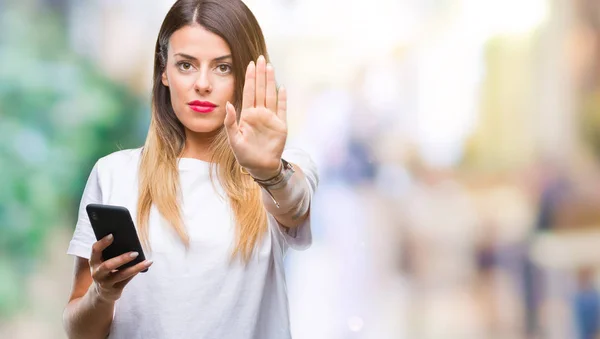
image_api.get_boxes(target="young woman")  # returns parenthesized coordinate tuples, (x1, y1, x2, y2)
(62, 1, 318, 338)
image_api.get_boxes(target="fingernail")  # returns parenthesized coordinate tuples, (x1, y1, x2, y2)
(259, 55, 265, 61)
(249, 61, 255, 67)
(107, 234, 113, 240)
(130, 252, 139, 258)
(146, 260, 154, 266)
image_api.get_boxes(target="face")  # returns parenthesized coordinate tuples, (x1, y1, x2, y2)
(161, 24, 235, 135)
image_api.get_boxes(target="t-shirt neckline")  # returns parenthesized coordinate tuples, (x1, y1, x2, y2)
(177, 157, 211, 171)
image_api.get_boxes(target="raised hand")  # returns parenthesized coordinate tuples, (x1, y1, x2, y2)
(224, 55, 287, 180)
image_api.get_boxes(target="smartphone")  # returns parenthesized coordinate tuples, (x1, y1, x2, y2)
(86, 204, 148, 272)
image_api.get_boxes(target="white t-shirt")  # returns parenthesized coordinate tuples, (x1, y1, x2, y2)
(67, 147, 318, 339)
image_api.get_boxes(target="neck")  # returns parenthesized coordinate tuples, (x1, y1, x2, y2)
(180, 128, 220, 162)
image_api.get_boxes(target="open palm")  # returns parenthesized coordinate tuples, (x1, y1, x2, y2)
(224, 55, 287, 180)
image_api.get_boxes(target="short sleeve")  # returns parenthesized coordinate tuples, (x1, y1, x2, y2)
(66, 160, 103, 259)
(271, 148, 319, 252)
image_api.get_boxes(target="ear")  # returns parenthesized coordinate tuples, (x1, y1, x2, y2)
(161, 71, 169, 87)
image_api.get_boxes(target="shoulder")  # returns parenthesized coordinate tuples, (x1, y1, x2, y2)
(95, 147, 143, 174)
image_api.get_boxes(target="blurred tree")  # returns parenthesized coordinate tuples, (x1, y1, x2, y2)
(577, 0, 600, 159)
(0, 2, 148, 318)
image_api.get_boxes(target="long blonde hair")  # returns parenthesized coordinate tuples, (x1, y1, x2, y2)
(137, 0, 269, 262)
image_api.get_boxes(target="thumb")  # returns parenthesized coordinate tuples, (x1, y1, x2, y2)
(224, 101, 238, 136)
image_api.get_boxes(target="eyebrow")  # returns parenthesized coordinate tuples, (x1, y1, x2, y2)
(173, 53, 232, 62)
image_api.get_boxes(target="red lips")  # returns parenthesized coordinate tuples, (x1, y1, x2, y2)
(188, 100, 216, 113)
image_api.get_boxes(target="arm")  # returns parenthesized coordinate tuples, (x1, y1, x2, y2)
(223, 55, 314, 229)
(63, 257, 114, 339)
(63, 235, 153, 339)
(259, 164, 311, 228)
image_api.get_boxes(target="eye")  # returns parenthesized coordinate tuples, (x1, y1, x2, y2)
(216, 64, 232, 74)
(177, 62, 193, 72)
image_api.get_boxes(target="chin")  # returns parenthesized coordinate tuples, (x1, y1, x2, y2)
(183, 122, 223, 134)
(178, 113, 224, 134)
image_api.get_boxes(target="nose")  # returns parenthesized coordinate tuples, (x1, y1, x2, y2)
(194, 68, 212, 94)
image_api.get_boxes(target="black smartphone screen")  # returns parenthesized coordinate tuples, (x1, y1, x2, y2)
(86, 204, 148, 272)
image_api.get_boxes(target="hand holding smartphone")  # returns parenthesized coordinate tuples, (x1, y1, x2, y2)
(86, 204, 149, 272)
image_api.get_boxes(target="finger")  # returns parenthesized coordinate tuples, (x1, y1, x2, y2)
(108, 259, 154, 285)
(276, 86, 287, 123)
(255, 55, 266, 108)
(93, 251, 139, 281)
(265, 63, 277, 113)
(89, 234, 113, 268)
(103, 251, 141, 271)
(224, 101, 239, 136)
(242, 61, 255, 109)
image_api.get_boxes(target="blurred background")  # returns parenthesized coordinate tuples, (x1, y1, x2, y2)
(3, 0, 600, 338)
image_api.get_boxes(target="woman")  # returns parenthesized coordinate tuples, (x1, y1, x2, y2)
(62, 1, 318, 338)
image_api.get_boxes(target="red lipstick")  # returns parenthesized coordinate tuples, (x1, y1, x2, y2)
(188, 100, 216, 113)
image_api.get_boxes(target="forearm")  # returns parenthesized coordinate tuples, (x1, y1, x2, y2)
(63, 285, 115, 339)
(261, 166, 311, 228)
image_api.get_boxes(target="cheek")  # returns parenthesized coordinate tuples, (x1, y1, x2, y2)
(168, 77, 194, 109)
(169, 75, 192, 95)
(216, 77, 235, 101)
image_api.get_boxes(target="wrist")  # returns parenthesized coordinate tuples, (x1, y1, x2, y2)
(89, 283, 115, 306)
(246, 161, 282, 181)
(251, 159, 296, 208)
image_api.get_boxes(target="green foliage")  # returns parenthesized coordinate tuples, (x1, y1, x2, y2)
(0, 3, 149, 317)
(581, 90, 600, 158)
